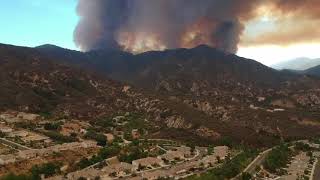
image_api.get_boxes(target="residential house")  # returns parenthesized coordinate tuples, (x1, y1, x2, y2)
(158, 151, 185, 163)
(213, 146, 229, 160)
(17, 112, 40, 121)
(0, 154, 16, 165)
(18, 149, 39, 159)
(313, 151, 320, 158)
(9, 130, 50, 143)
(159, 146, 192, 163)
(60, 120, 88, 136)
(132, 157, 164, 171)
(105, 133, 115, 143)
(21, 133, 50, 143)
(175, 146, 192, 158)
(17, 141, 97, 160)
(200, 155, 218, 168)
(141, 170, 168, 180)
(8, 130, 29, 138)
(0, 112, 21, 123)
(67, 168, 102, 180)
(80, 140, 98, 148)
(0, 125, 13, 133)
(101, 162, 133, 178)
(131, 129, 140, 139)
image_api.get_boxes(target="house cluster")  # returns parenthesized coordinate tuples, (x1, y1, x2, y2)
(0, 111, 51, 144)
(51, 162, 134, 180)
(0, 123, 13, 133)
(199, 146, 229, 168)
(132, 157, 165, 171)
(8, 130, 51, 144)
(45, 145, 230, 180)
(59, 120, 89, 137)
(0, 111, 40, 123)
(50, 157, 164, 180)
(136, 146, 229, 180)
(0, 140, 97, 165)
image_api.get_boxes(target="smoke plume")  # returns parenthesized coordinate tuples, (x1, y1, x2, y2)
(74, 0, 260, 53)
(241, 0, 320, 47)
(74, 0, 320, 53)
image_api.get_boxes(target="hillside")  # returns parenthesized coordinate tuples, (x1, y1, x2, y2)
(36, 44, 298, 88)
(1, 44, 224, 144)
(1, 43, 320, 147)
(304, 65, 320, 77)
(272, 57, 320, 71)
(0, 44, 131, 117)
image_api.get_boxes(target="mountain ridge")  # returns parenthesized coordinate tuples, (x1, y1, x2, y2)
(304, 65, 320, 77)
(272, 57, 320, 71)
(1, 43, 320, 146)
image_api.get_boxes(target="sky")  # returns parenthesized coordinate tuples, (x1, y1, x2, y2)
(1, 0, 320, 66)
(238, 10, 320, 65)
(0, 0, 78, 50)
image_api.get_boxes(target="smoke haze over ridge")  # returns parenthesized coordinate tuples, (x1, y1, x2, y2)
(74, 0, 320, 54)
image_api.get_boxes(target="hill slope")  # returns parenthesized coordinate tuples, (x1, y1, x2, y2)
(36, 44, 298, 88)
(304, 65, 320, 77)
(1, 43, 320, 146)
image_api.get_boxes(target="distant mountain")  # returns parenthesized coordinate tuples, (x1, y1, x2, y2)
(304, 65, 320, 77)
(272, 57, 320, 71)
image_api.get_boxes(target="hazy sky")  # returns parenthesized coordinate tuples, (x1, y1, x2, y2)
(0, 0, 78, 50)
(1, 0, 320, 66)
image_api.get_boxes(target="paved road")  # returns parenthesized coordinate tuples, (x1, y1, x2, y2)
(243, 148, 273, 174)
(312, 159, 320, 180)
(234, 140, 307, 179)
(230, 148, 273, 180)
(0, 138, 31, 150)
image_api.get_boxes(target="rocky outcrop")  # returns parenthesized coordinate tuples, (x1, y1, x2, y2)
(196, 126, 221, 139)
(165, 116, 192, 129)
(271, 99, 296, 108)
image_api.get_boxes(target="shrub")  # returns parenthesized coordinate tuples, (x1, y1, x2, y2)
(294, 142, 311, 152)
(241, 172, 252, 180)
(264, 144, 292, 174)
(31, 162, 61, 179)
(44, 122, 62, 130)
(84, 130, 106, 146)
(43, 131, 76, 143)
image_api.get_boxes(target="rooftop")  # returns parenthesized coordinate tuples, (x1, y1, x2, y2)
(132, 157, 163, 167)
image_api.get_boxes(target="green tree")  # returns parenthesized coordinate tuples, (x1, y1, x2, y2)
(84, 130, 107, 146)
(0, 131, 6, 138)
(241, 172, 252, 180)
(44, 122, 62, 130)
(1, 173, 32, 180)
(31, 162, 61, 179)
(207, 145, 214, 155)
(264, 144, 292, 174)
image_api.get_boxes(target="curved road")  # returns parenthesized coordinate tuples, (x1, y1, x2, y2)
(0, 138, 31, 150)
(234, 140, 307, 179)
(243, 148, 273, 174)
(312, 159, 320, 180)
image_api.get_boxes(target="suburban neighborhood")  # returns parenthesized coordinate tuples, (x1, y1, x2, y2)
(2, 110, 320, 180)
(0, 111, 234, 180)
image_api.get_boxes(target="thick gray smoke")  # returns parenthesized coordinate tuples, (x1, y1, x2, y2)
(74, 0, 260, 53)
